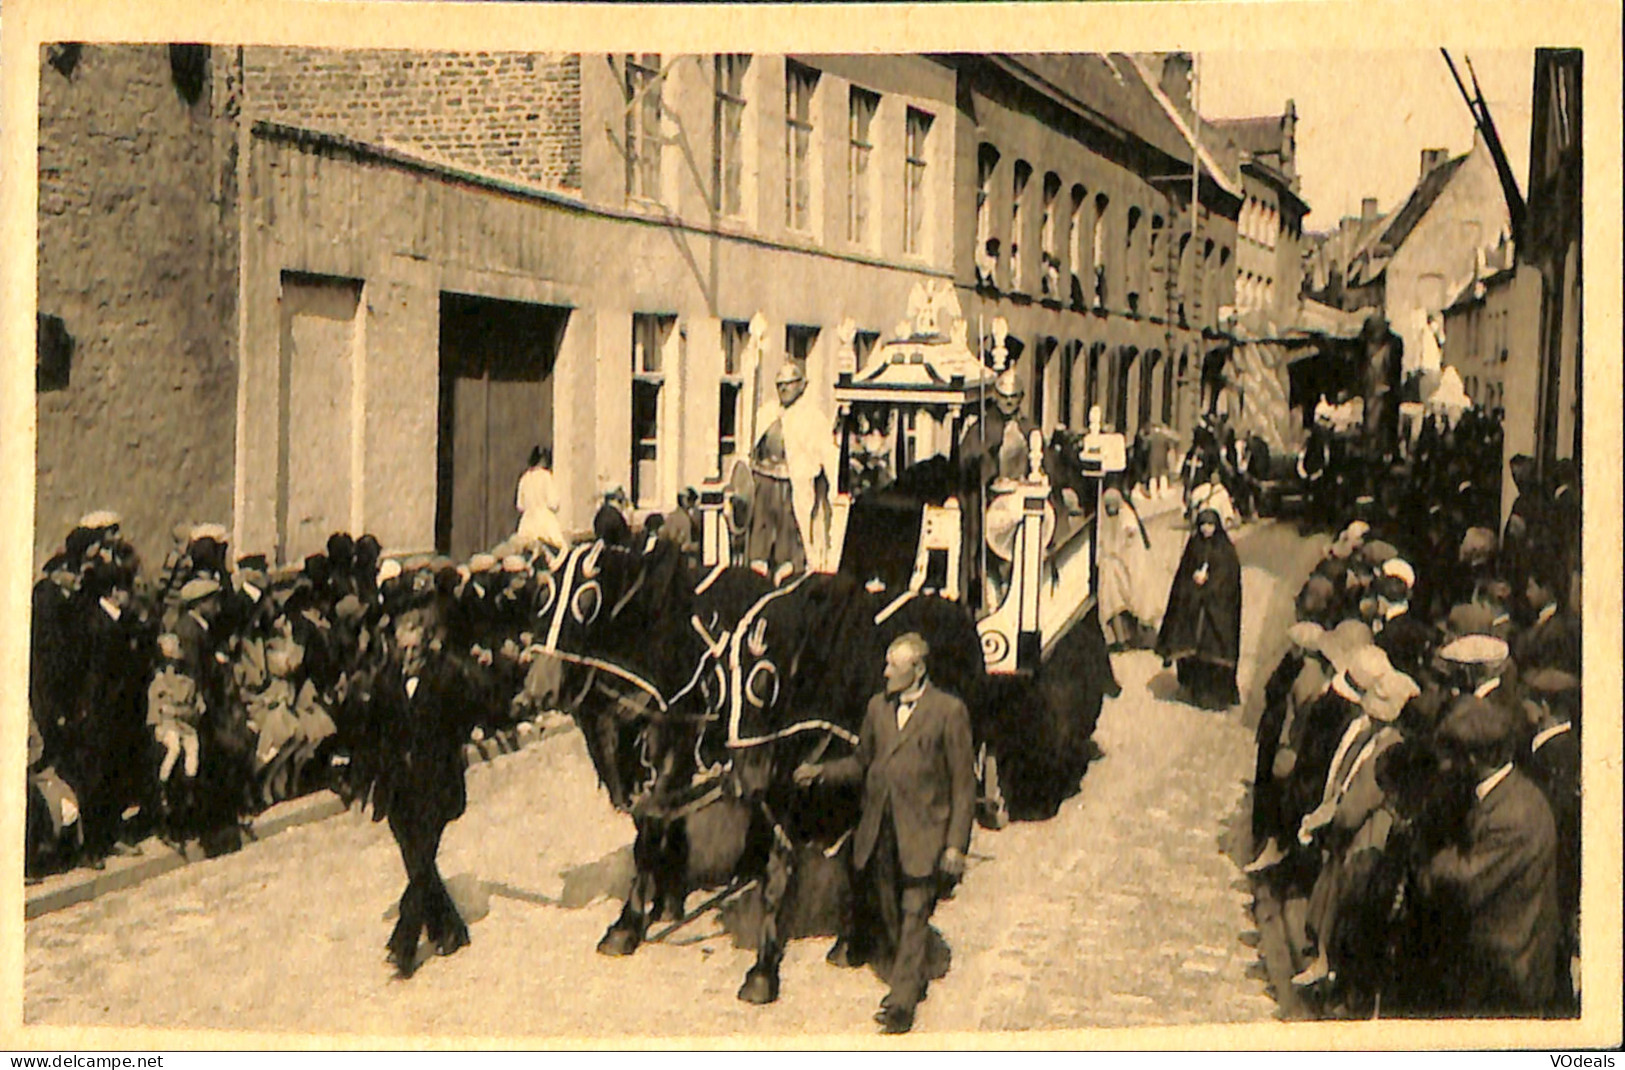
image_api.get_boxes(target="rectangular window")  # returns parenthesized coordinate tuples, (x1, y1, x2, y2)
(718, 319, 750, 467)
(1010, 161, 1031, 288)
(1059, 341, 1078, 429)
(1034, 337, 1058, 428)
(848, 87, 879, 245)
(1092, 194, 1110, 309)
(854, 330, 880, 371)
(1085, 345, 1102, 418)
(902, 410, 921, 469)
(904, 107, 933, 255)
(1161, 351, 1175, 425)
(37, 313, 73, 392)
(714, 55, 750, 217)
(631, 313, 675, 508)
(785, 61, 818, 231)
(786, 323, 820, 365)
(625, 54, 664, 202)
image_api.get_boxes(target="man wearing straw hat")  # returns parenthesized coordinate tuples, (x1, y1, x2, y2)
(1273, 620, 1374, 886)
(1293, 657, 1418, 989)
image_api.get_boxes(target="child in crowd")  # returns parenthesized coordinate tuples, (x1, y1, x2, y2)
(148, 632, 204, 783)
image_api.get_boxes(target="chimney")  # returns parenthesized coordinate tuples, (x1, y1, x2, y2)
(1158, 52, 1193, 117)
(1361, 197, 1379, 222)
(1420, 148, 1449, 178)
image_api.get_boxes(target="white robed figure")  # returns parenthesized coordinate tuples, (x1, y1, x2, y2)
(746, 361, 839, 578)
(1096, 487, 1160, 647)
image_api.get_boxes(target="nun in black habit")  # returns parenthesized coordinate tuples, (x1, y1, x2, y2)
(1156, 508, 1243, 709)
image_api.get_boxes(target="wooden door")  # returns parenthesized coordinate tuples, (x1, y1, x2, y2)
(436, 294, 565, 560)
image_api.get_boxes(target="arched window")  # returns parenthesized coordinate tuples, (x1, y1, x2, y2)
(1068, 184, 1087, 307)
(1125, 207, 1143, 313)
(1011, 161, 1033, 290)
(1040, 173, 1062, 297)
(1091, 193, 1110, 309)
(974, 144, 1000, 286)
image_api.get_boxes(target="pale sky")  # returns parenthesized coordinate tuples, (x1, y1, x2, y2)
(1196, 50, 1535, 233)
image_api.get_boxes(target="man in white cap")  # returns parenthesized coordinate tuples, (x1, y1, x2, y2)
(1327, 520, 1370, 562)
(1436, 633, 1514, 708)
(747, 360, 837, 580)
(1372, 557, 1430, 679)
(957, 368, 1039, 609)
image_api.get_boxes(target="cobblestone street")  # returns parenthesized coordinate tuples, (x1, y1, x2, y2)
(25, 515, 1323, 1040)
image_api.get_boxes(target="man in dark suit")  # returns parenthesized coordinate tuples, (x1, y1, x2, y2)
(795, 632, 976, 1034)
(1371, 560, 1433, 681)
(593, 486, 635, 548)
(1424, 696, 1563, 1016)
(1515, 567, 1580, 677)
(1519, 666, 1580, 1010)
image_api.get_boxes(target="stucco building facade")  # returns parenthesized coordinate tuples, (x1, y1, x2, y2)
(37, 46, 1246, 570)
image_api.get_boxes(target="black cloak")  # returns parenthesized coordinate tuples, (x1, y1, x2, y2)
(1156, 509, 1243, 672)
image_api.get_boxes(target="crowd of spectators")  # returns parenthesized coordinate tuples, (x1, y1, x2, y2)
(24, 512, 624, 880)
(1246, 413, 1582, 1018)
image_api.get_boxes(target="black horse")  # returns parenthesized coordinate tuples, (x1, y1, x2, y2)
(525, 539, 778, 956)
(535, 534, 1109, 1004)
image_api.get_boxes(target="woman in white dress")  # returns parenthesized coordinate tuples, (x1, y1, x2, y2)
(514, 445, 566, 551)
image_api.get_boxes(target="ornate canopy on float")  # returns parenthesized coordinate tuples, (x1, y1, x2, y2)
(835, 281, 998, 408)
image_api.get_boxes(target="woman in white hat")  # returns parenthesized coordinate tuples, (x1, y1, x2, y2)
(1295, 666, 1419, 990)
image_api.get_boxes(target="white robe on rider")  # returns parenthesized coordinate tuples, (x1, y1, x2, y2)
(756, 395, 839, 572)
(1188, 479, 1239, 528)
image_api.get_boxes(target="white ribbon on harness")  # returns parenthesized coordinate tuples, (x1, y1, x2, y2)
(874, 590, 917, 626)
(525, 645, 670, 713)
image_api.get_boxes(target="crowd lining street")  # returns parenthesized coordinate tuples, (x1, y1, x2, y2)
(25, 508, 1319, 1038)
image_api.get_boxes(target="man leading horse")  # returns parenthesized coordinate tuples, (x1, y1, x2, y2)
(795, 631, 977, 1034)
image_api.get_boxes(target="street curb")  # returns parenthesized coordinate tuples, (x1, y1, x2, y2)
(24, 717, 578, 922)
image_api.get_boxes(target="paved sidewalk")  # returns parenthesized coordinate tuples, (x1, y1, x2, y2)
(24, 714, 576, 921)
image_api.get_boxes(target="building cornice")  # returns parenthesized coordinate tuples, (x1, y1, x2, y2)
(252, 120, 956, 283)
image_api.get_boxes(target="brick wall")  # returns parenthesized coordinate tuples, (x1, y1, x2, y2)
(35, 44, 241, 571)
(244, 49, 581, 191)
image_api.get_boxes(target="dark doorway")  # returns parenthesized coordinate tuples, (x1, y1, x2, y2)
(1138, 350, 1161, 431)
(437, 293, 569, 560)
(1114, 347, 1138, 432)
(1033, 336, 1059, 429)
